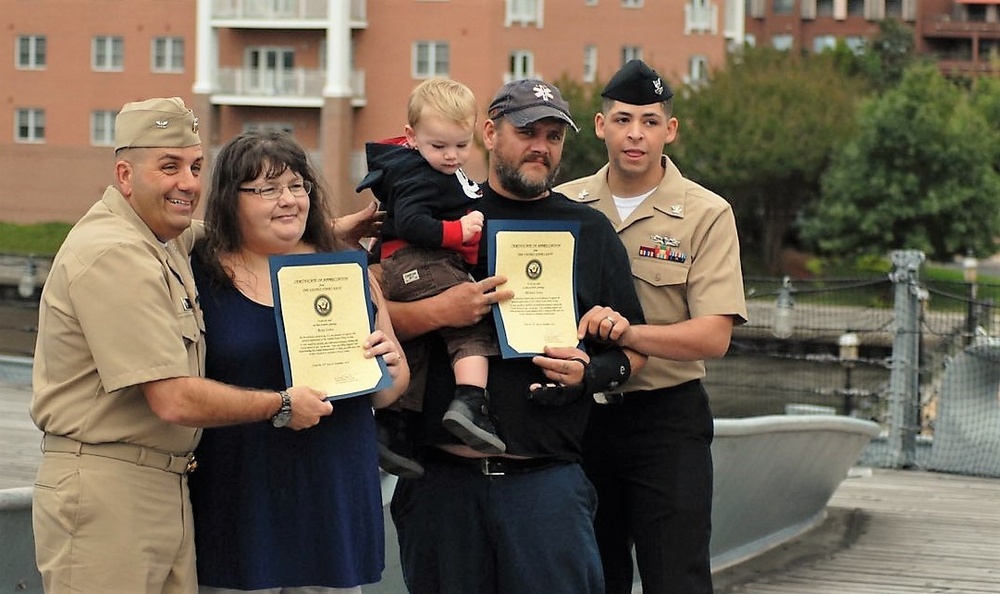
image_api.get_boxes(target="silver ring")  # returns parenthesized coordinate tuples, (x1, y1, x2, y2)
(605, 316, 616, 325)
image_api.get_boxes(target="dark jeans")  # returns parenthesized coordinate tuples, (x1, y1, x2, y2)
(583, 380, 715, 594)
(390, 455, 604, 594)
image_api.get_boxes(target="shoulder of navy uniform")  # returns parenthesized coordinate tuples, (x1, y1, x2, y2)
(682, 179, 734, 214)
(555, 173, 602, 203)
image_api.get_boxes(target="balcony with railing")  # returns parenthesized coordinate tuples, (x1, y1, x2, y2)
(212, 67, 366, 106)
(936, 58, 1000, 75)
(923, 4, 1000, 37)
(212, 0, 367, 26)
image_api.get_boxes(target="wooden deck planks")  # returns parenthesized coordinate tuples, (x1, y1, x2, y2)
(724, 469, 1000, 593)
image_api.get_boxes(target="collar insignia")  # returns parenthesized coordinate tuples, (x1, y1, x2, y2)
(669, 204, 683, 216)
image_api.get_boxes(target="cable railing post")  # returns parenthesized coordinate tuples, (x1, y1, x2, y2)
(886, 250, 925, 468)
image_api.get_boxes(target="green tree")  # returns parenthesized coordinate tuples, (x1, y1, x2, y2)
(970, 75, 1000, 170)
(672, 47, 864, 272)
(553, 76, 608, 184)
(861, 19, 919, 93)
(802, 64, 1000, 260)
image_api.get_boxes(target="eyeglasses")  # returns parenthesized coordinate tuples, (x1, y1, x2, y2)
(238, 180, 313, 200)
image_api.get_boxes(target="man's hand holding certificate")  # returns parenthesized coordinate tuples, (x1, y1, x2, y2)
(488, 220, 581, 358)
(270, 251, 392, 400)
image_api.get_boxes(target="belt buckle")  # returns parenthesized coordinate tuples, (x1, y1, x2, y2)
(480, 458, 505, 476)
(184, 454, 198, 474)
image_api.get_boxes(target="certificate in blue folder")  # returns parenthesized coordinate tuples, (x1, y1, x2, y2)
(269, 250, 392, 400)
(487, 219, 581, 359)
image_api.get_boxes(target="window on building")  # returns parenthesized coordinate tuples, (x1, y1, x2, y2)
(152, 37, 185, 73)
(967, 4, 988, 22)
(91, 110, 116, 146)
(847, 0, 863, 16)
(245, 47, 295, 95)
(15, 108, 45, 143)
(585, 0, 598, 5)
(509, 50, 535, 81)
(772, 0, 793, 15)
(413, 41, 449, 78)
(747, 0, 765, 18)
(688, 55, 709, 85)
(816, 0, 834, 17)
(885, 0, 902, 18)
(686, 0, 716, 34)
(583, 45, 598, 83)
(813, 35, 837, 53)
(622, 45, 643, 65)
(771, 34, 794, 50)
(506, 0, 544, 26)
(622, 0, 644, 6)
(17, 35, 46, 69)
(93, 36, 124, 71)
(845, 36, 865, 54)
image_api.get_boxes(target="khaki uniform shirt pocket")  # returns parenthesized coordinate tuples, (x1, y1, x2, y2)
(630, 257, 691, 325)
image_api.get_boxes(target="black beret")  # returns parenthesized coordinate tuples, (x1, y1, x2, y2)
(601, 59, 673, 105)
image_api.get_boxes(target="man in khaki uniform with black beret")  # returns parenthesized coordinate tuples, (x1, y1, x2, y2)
(31, 97, 333, 594)
(559, 61, 749, 594)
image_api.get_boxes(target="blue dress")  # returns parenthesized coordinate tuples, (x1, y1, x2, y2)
(188, 253, 384, 589)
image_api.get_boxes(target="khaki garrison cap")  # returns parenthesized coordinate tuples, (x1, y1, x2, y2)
(114, 97, 200, 151)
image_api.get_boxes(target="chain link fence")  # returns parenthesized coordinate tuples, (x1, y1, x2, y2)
(3, 251, 998, 475)
(706, 250, 1000, 476)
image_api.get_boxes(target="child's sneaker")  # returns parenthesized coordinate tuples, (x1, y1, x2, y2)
(375, 408, 424, 479)
(441, 385, 506, 455)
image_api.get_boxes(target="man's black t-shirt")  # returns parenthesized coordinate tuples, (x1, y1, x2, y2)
(417, 183, 644, 462)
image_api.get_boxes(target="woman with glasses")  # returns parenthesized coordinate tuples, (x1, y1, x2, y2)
(188, 129, 409, 593)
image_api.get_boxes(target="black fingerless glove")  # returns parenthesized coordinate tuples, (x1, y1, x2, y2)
(584, 349, 631, 395)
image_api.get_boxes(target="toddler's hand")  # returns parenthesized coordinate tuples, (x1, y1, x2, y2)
(460, 210, 484, 243)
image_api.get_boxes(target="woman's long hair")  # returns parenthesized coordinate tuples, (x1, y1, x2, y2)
(197, 129, 339, 288)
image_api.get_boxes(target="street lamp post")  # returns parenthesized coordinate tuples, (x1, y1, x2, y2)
(772, 276, 795, 339)
(838, 331, 859, 416)
(17, 255, 37, 300)
(964, 252, 978, 343)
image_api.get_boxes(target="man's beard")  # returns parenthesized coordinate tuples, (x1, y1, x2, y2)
(493, 153, 560, 200)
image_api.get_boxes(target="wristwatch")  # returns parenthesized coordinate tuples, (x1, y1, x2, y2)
(271, 390, 293, 428)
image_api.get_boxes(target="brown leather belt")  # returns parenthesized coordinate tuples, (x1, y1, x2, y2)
(41, 434, 197, 475)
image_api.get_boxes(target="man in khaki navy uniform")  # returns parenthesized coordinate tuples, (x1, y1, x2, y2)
(31, 97, 332, 594)
(558, 60, 748, 594)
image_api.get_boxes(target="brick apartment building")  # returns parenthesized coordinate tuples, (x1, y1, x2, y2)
(2, 0, 738, 223)
(4, 0, 996, 225)
(745, 0, 1000, 77)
